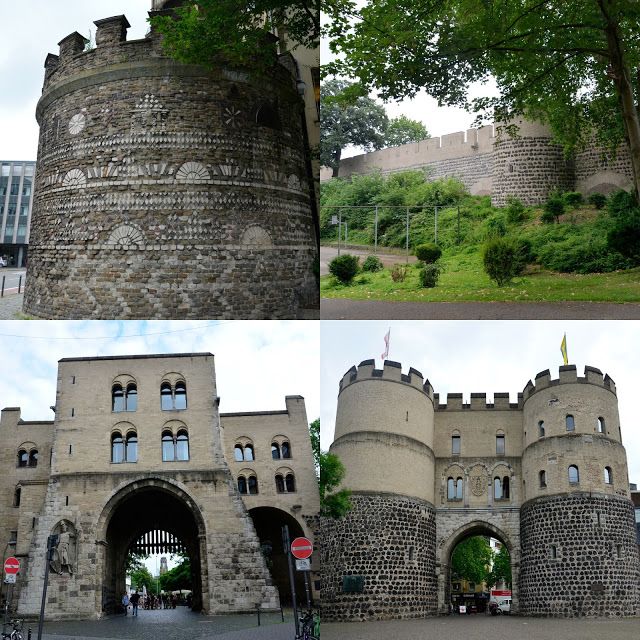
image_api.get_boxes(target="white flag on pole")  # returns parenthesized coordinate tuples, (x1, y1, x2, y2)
(381, 329, 390, 361)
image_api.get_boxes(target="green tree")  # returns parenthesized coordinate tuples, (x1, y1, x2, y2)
(130, 565, 154, 593)
(125, 551, 149, 573)
(310, 419, 352, 518)
(321, 79, 389, 176)
(451, 536, 493, 585)
(150, 0, 318, 73)
(326, 0, 640, 197)
(486, 545, 512, 588)
(384, 115, 430, 147)
(159, 559, 192, 593)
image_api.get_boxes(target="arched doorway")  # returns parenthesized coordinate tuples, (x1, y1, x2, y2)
(96, 479, 207, 615)
(248, 507, 306, 606)
(438, 521, 519, 615)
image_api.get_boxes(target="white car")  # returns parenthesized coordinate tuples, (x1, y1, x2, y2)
(496, 598, 511, 614)
(0, 257, 7, 267)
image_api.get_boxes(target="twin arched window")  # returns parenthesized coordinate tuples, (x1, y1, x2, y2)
(271, 440, 291, 460)
(161, 381, 187, 411)
(494, 475, 510, 500)
(162, 429, 189, 461)
(112, 384, 137, 412)
(18, 448, 38, 468)
(275, 472, 296, 493)
(238, 474, 259, 495)
(234, 442, 255, 461)
(111, 431, 137, 463)
(447, 477, 463, 500)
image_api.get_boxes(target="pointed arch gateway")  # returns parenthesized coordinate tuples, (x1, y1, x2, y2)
(94, 478, 208, 615)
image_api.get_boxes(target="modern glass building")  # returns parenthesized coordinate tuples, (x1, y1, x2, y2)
(0, 160, 35, 267)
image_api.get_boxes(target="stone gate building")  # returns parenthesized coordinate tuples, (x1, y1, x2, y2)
(321, 360, 640, 619)
(24, 2, 318, 319)
(0, 353, 319, 619)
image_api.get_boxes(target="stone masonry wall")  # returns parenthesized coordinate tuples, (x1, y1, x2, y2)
(320, 493, 437, 621)
(519, 493, 640, 617)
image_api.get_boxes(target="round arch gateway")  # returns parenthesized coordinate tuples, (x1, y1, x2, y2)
(438, 520, 520, 615)
(96, 479, 207, 614)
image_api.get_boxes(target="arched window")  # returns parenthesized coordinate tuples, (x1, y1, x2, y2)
(281, 441, 291, 459)
(29, 450, 38, 467)
(13, 487, 21, 507)
(125, 384, 137, 412)
(176, 430, 189, 461)
(604, 466, 613, 484)
(248, 476, 259, 495)
(538, 421, 545, 438)
(162, 430, 174, 461)
(494, 477, 503, 500)
(452, 435, 461, 455)
(455, 477, 463, 500)
(238, 476, 248, 494)
(285, 473, 296, 492)
(161, 383, 173, 410)
(568, 465, 579, 484)
(244, 444, 254, 462)
(597, 417, 605, 434)
(502, 475, 510, 499)
(539, 470, 547, 487)
(235, 445, 244, 461)
(174, 382, 187, 410)
(112, 385, 125, 412)
(566, 415, 575, 432)
(271, 443, 281, 460)
(275, 474, 285, 493)
(496, 434, 505, 455)
(447, 477, 455, 500)
(125, 432, 138, 463)
(112, 432, 124, 463)
(17, 450, 28, 467)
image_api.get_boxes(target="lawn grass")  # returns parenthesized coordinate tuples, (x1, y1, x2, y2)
(321, 249, 640, 303)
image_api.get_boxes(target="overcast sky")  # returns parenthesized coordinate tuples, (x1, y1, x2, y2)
(321, 320, 640, 485)
(0, 0, 152, 160)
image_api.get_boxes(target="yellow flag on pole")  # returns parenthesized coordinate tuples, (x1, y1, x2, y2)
(560, 333, 568, 365)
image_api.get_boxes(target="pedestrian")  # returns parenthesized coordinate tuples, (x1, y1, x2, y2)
(122, 592, 129, 616)
(130, 590, 140, 617)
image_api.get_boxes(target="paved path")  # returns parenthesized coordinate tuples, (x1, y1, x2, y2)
(18, 608, 295, 640)
(321, 298, 640, 319)
(323, 615, 640, 640)
(0, 292, 24, 319)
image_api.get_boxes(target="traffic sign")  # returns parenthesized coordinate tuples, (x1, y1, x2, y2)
(291, 537, 313, 559)
(4, 557, 20, 575)
(4, 574, 16, 584)
(295, 558, 311, 571)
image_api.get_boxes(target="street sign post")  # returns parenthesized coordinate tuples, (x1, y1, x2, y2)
(4, 558, 19, 575)
(290, 537, 313, 560)
(3, 575, 16, 584)
(295, 558, 311, 571)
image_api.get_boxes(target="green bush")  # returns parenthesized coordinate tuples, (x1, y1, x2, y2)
(542, 197, 564, 223)
(418, 263, 442, 287)
(390, 264, 408, 282)
(563, 191, 583, 207)
(607, 189, 636, 217)
(482, 237, 527, 286)
(483, 213, 508, 238)
(415, 242, 442, 263)
(328, 254, 360, 284)
(588, 193, 607, 209)
(505, 197, 526, 223)
(607, 211, 640, 263)
(362, 255, 384, 272)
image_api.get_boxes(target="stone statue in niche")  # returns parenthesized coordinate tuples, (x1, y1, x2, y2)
(50, 520, 76, 575)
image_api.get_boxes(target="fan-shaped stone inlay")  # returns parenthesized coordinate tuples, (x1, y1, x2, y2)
(62, 169, 87, 188)
(288, 174, 301, 191)
(241, 225, 273, 247)
(107, 224, 145, 247)
(176, 162, 210, 183)
(68, 113, 86, 136)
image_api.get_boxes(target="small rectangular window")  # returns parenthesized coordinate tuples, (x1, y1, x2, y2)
(71, 376, 76, 385)
(452, 435, 461, 455)
(616, 544, 622, 559)
(496, 435, 505, 455)
(65, 496, 69, 506)
(69, 444, 72, 455)
(550, 545, 557, 559)
(71, 408, 75, 417)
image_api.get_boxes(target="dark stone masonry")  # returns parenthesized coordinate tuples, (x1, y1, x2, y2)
(519, 493, 640, 617)
(321, 493, 438, 621)
(23, 13, 317, 319)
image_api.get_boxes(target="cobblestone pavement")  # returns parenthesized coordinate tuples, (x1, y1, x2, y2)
(0, 293, 24, 319)
(323, 615, 640, 640)
(19, 608, 296, 640)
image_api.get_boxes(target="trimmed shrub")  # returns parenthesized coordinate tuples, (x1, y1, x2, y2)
(505, 197, 526, 223)
(483, 237, 526, 286)
(542, 197, 564, 223)
(483, 213, 508, 237)
(362, 255, 384, 272)
(607, 211, 640, 263)
(588, 193, 607, 209)
(607, 189, 636, 217)
(390, 264, 408, 282)
(563, 191, 583, 207)
(419, 263, 442, 288)
(415, 242, 442, 263)
(328, 254, 359, 284)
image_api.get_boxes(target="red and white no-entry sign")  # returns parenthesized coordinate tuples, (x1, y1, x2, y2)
(4, 557, 20, 575)
(291, 537, 313, 560)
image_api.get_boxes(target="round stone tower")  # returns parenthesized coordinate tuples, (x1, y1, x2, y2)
(519, 365, 640, 617)
(320, 360, 438, 620)
(23, 10, 317, 319)
(492, 119, 574, 206)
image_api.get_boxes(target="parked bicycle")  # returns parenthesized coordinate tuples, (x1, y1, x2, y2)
(296, 609, 319, 640)
(1, 618, 24, 640)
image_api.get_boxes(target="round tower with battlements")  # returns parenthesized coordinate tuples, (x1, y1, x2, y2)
(321, 360, 438, 620)
(23, 8, 317, 319)
(519, 364, 640, 617)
